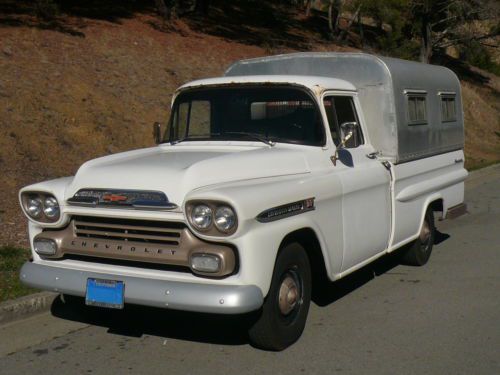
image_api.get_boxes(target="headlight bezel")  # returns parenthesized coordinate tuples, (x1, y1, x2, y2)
(186, 200, 238, 236)
(21, 192, 61, 223)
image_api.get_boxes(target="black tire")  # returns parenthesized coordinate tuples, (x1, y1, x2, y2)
(248, 242, 311, 351)
(60, 294, 85, 306)
(401, 208, 435, 266)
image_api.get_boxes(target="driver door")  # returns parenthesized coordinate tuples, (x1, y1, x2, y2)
(323, 93, 391, 272)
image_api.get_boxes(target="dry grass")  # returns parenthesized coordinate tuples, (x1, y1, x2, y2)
(461, 70, 500, 170)
(0, 11, 498, 248)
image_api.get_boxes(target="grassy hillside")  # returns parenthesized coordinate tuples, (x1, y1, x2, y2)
(0, 2, 498, 248)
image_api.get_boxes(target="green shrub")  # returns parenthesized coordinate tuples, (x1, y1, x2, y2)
(0, 246, 35, 303)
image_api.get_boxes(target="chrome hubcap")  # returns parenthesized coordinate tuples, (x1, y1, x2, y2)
(278, 273, 300, 315)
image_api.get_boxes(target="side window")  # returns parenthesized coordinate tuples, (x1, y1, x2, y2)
(440, 94, 457, 122)
(406, 94, 427, 125)
(323, 96, 363, 148)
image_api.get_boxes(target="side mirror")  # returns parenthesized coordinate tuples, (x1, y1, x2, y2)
(331, 122, 358, 166)
(153, 122, 162, 144)
(340, 121, 358, 139)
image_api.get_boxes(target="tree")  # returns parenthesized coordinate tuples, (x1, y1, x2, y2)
(351, 0, 498, 63)
(154, 0, 180, 21)
(410, 0, 499, 63)
(337, 2, 361, 41)
(304, 0, 313, 17)
(328, 0, 343, 36)
(194, 0, 210, 15)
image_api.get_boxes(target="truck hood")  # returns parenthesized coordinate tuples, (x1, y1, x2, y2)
(67, 145, 310, 204)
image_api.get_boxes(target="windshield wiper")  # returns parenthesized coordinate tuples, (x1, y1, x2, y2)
(168, 132, 275, 147)
(222, 132, 276, 147)
(169, 134, 212, 145)
(170, 138, 186, 145)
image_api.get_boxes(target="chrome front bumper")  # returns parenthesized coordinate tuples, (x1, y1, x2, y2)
(20, 262, 263, 314)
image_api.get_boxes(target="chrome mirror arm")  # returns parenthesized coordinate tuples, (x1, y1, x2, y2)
(331, 131, 353, 166)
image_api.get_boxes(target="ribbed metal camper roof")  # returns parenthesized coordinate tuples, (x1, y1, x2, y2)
(225, 53, 464, 163)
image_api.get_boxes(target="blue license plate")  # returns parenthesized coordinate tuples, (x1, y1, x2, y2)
(85, 278, 124, 309)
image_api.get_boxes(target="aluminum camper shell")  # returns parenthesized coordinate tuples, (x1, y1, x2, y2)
(225, 52, 464, 164)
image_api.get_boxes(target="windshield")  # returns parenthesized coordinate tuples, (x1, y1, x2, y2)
(163, 86, 325, 146)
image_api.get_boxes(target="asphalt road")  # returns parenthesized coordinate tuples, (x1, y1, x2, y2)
(0, 165, 499, 375)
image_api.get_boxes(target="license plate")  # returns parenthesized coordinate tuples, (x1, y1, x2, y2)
(85, 278, 124, 309)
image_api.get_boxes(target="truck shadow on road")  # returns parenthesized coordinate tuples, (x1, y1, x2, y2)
(50, 295, 253, 345)
(50, 230, 450, 347)
(313, 228, 450, 306)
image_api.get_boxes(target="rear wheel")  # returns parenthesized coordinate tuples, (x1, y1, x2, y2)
(248, 242, 311, 351)
(401, 208, 435, 266)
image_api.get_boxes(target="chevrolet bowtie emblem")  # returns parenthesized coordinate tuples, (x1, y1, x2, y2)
(102, 194, 128, 202)
(68, 189, 176, 210)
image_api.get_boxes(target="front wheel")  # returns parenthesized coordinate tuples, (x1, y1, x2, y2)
(401, 208, 435, 266)
(248, 242, 311, 351)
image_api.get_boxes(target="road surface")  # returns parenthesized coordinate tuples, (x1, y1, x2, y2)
(0, 165, 499, 374)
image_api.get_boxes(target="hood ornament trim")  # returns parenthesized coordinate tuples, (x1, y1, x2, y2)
(67, 189, 178, 211)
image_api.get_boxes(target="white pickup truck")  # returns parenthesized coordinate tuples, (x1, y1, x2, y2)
(19, 53, 467, 350)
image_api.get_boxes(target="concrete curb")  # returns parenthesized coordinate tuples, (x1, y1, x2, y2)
(0, 291, 58, 326)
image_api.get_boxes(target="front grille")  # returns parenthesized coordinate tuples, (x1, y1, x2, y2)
(73, 216, 185, 246)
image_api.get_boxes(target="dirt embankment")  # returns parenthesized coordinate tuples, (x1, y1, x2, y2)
(0, 14, 498, 248)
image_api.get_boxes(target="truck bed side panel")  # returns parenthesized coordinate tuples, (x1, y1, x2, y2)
(389, 150, 467, 250)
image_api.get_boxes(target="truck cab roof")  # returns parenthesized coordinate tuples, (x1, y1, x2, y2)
(177, 75, 357, 93)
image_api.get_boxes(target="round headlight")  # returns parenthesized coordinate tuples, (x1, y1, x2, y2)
(214, 206, 236, 232)
(43, 196, 60, 219)
(27, 197, 43, 218)
(191, 204, 212, 230)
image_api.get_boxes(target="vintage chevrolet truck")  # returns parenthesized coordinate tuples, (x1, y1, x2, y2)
(19, 53, 467, 350)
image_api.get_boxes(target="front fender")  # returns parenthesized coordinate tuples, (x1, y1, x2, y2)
(184, 171, 344, 295)
(19, 176, 75, 228)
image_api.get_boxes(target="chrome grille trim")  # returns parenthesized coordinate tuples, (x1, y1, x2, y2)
(36, 216, 238, 277)
(73, 216, 185, 246)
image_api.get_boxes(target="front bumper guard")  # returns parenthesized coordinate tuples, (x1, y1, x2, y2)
(20, 262, 263, 314)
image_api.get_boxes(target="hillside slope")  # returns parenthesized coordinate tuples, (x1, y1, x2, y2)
(0, 12, 498, 247)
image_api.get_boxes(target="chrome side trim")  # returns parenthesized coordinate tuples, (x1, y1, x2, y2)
(20, 262, 263, 314)
(256, 198, 315, 223)
(131, 202, 179, 210)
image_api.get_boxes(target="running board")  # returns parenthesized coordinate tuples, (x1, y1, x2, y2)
(446, 203, 467, 220)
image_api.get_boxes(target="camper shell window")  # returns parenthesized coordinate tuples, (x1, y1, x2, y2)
(440, 93, 457, 122)
(406, 91, 428, 125)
